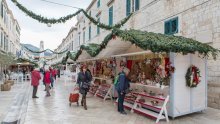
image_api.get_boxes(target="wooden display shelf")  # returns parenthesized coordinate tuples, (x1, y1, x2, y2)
(136, 101, 162, 111)
(115, 94, 169, 123)
(133, 92, 166, 101)
(124, 97, 136, 102)
(133, 107, 165, 120)
(115, 101, 133, 110)
(134, 83, 169, 89)
(96, 93, 105, 98)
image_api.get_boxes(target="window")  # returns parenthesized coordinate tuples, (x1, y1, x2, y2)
(164, 17, 178, 35)
(109, 6, 113, 26)
(126, 0, 131, 16)
(0, 32, 2, 47)
(1, 3, 3, 18)
(83, 31, 85, 43)
(89, 26, 91, 40)
(97, 18, 100, 35)
(135, 0, 140, 11)
(4, 36, 8, 51)
(97, 0, 100, 8)
(126, 0, 139, 16)
(78, 33, 81, 46)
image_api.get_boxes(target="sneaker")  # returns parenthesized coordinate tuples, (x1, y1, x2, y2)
(32, 96, 39, 98)
(120, 111, 127, 115)
(46, 94, 51, 97)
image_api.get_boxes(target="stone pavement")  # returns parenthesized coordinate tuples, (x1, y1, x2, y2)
(0, 80, 30, 123)
(23, 76, 220, 124)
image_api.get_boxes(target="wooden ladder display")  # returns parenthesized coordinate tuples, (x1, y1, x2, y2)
(89, 77, 113, 101)
(95, 84, 113, 101)
(115, 92, 169, 123)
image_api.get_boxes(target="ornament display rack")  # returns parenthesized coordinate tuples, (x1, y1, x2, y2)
(89, 77, 113, 101)
(115, 91, 169, 123)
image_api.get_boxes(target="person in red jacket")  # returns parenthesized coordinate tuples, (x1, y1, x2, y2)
(43, 68, 51, 96)
(31, 67, 41, 98)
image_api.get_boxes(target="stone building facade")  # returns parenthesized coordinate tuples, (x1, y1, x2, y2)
(51, 0, 220, 109)
(0, 0, 21, 56)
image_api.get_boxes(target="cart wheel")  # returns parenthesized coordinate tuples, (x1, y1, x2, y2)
(69, 103, 71, 106)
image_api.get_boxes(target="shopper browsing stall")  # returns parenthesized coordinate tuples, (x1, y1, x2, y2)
(116, 67, 130, 115)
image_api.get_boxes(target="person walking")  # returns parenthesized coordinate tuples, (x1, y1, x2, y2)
(77, 65, 92, 110)
(57, 68, 61, 78)
(43, 67, 51, 97)
(49, 67, 55, 88)
(116, 67, 130, 115)
(31, 67, 41, 98)
(54, 68, 57, 80)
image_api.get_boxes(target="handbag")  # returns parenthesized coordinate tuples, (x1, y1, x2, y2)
(81, 82, 90, 89)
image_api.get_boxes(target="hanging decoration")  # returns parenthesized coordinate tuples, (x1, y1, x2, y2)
(11, 0, 132, 30)
(185, 65, 201, 88)
(60, 29, 219, 63)
(24, 46, 68, 54)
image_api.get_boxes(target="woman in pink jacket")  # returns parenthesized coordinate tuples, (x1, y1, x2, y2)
(31, 68, 41, 98)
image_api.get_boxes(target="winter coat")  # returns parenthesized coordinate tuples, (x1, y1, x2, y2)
(43, 71, 51, 84)
(31, 70, 41, 86)
(77, 71, 92, 94)
(116, 72, 130, 93)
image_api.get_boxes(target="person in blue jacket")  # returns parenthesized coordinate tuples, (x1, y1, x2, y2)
(116, 67, 130, 115)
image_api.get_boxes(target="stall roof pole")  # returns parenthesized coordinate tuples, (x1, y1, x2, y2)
(111, 51, 152, 58)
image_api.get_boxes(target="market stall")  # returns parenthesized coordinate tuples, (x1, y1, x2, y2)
(62, 29, 218, 122)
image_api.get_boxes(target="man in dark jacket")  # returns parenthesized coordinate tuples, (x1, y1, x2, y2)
(116, 67, 130, 115)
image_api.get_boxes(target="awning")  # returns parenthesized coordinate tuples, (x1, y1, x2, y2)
(63, 29, 219, 62)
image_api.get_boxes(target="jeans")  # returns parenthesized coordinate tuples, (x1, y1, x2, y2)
(32, 86, 38, 97)
(46, 84, 50, 96)
(118, 91, 125, 112)
(51, 78, 54, 87)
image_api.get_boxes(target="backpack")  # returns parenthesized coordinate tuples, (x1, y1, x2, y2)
(114, 73, 124, 88)
(114, 75, 119, 86)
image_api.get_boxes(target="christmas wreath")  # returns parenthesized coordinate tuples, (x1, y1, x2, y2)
(185, 65, 201, 88)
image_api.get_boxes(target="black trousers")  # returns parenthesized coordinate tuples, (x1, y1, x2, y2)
(32, 86, 38, 97)
(118, 91, 125, 112)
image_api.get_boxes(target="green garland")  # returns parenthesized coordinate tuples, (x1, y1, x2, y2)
(61, 29, 219, 62)
(185, 65, 201, 88)
(11, 0, 132, 30)
(16, 58, 39, 67)
(24, 46, 68, 54)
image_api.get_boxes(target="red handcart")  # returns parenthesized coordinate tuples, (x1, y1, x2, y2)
(69, 85, 79, 106)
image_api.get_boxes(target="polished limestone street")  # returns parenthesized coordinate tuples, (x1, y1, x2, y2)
(23, 76, 220, 124)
